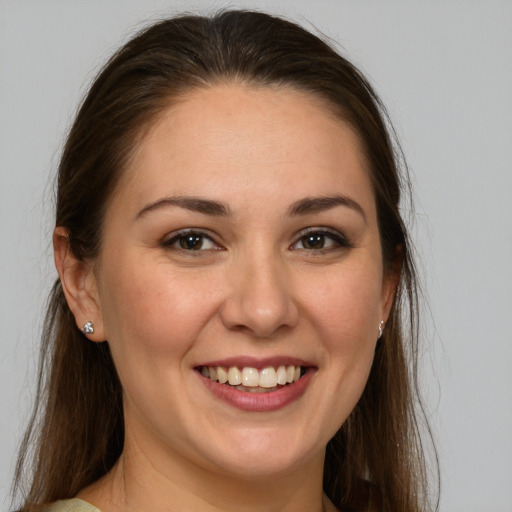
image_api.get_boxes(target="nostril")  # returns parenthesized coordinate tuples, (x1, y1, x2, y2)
(218, 261, 300, 338)
(219, 297, 298, 338)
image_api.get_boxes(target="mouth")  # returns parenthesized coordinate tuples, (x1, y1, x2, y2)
(195, 360, 315, 412)
(198, 364, 307, 393)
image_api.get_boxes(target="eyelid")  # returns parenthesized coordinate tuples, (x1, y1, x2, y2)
(160, 226, 351, 252)
(291, 227, 351, 250)
(161, 228, 223, 251)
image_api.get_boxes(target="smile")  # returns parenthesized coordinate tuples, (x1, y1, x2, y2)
(199, 365, 304, 392)
(196, 361, 315, 412)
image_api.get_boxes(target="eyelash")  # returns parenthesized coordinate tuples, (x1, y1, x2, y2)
(291, 228, 351, 252)
(161, 227, 351, 254)
(161, 229, 222, 253)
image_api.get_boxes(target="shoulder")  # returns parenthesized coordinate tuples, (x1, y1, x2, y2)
(44, 499, 102, 512)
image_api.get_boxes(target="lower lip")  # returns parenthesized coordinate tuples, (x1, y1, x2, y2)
(197, 369, 315, 412)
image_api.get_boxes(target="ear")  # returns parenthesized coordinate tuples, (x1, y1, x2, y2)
(380, 245, 402, 321)
(53, 227, 106, 342)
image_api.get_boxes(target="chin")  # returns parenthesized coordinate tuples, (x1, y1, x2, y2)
(196, 424, 326, 480)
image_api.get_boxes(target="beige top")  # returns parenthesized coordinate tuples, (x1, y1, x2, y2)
(45, 499, 101, 512)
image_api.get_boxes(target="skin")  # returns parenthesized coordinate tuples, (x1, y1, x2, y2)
(55, 84, 397, 512)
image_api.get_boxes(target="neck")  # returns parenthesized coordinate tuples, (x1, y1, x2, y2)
(79, 431, 330, 512)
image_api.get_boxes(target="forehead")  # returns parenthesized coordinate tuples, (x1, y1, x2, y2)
(114, 83, 375, 214)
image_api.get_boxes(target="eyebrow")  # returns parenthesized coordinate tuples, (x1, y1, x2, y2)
(135, 194, 366, 222)
(135, 196, 230, 219)
(288, 195, 366, 222)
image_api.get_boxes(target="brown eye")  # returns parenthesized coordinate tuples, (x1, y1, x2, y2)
(301, 234, 326, 249)
(291, 229, 349, 252)
(179, 234, 205, 250)
(163, 231, 218, 252)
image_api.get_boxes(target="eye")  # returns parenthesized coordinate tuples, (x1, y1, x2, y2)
(291, 229, 350, 251)
(163, 230, 219, 251)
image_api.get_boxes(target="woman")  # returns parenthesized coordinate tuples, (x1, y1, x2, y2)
(12, 10, 436, 512)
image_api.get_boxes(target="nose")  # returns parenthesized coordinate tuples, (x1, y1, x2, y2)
(219, 252, 299, 338)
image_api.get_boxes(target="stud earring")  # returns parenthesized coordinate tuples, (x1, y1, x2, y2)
(378, 320, 385, 339)
(82, 321, 94, 335)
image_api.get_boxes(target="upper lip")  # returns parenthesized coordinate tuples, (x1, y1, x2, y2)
(195, 356, 315, 370)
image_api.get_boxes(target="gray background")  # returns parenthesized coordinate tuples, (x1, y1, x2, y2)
(1, 1, 511, 511)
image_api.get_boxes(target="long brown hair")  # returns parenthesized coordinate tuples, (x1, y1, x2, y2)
(13, 10, 437, 512)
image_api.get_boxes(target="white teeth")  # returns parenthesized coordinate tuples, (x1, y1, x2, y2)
(217, 366, 228, 384)
(259, 367, 277, 388)
(202, 364, 305, 389)
(228, 367, 242, 385)
(242, 367, 259, 387)
(276, 365, 287, 385)
(286, 365, 295, 383)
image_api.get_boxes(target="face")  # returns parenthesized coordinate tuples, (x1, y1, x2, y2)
(90, 84, 396, 479)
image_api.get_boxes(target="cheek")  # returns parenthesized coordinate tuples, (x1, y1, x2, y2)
(309, 263, 382, 331)
(304, 261, 383, 368)
(98, 257, 220, 363)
